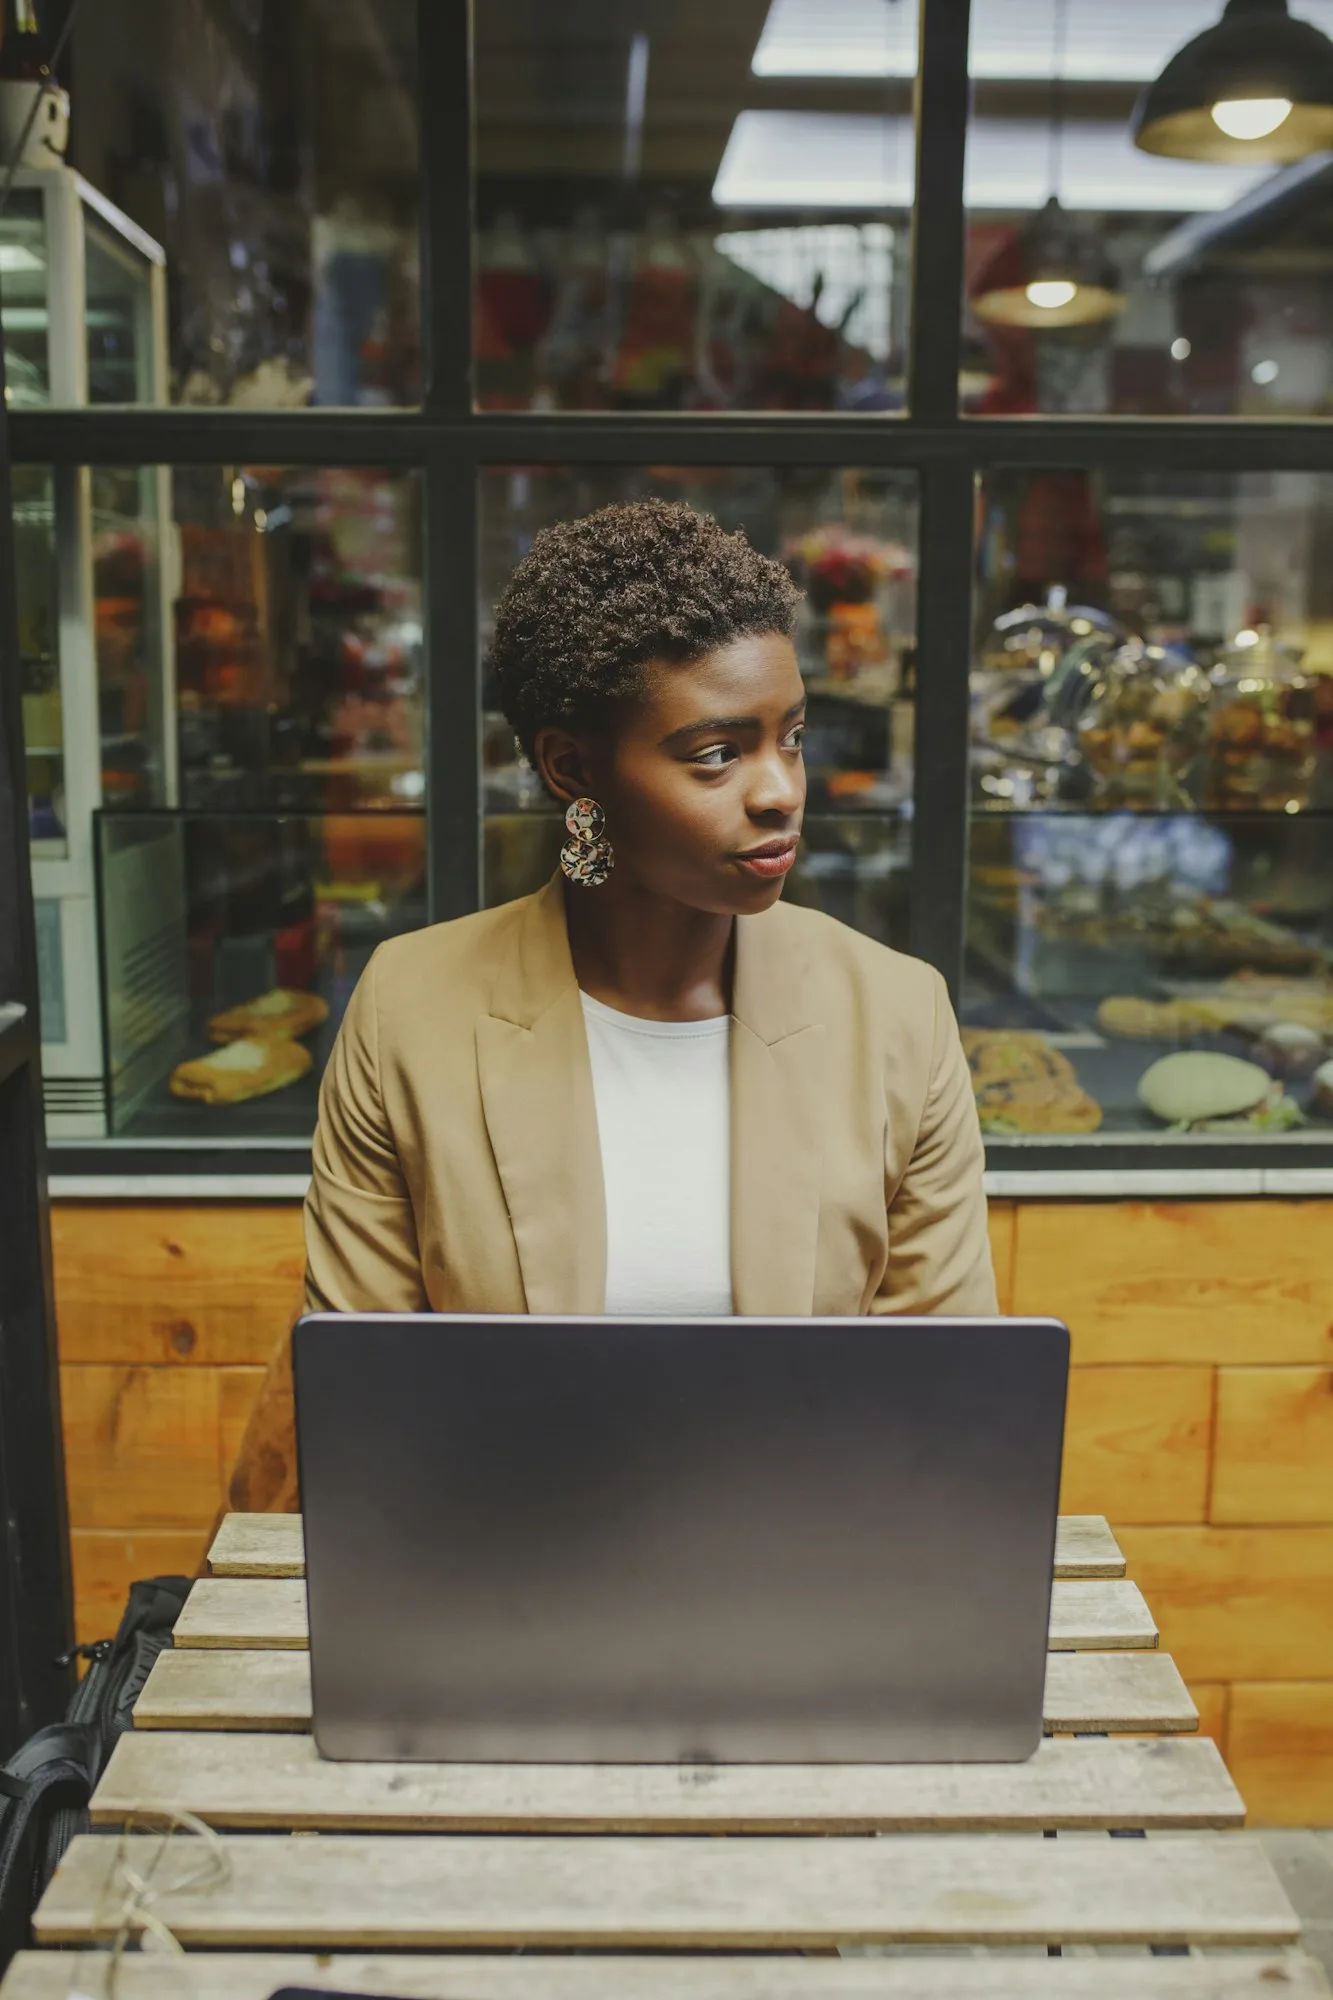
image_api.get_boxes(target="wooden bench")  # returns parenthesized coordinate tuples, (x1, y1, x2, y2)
(4, 1510, 1327, 2000)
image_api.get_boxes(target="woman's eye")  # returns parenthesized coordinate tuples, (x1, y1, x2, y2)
(784, 725, 806, 751)
(690, 744, 735, 768)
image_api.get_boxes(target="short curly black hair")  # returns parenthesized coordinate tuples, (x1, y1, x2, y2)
(488, 499, 800, 763)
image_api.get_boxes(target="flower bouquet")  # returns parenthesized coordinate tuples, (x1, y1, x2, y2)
(783, 526, 914, 611)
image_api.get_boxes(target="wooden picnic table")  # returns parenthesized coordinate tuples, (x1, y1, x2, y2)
(4, 1511, 1328, 2000)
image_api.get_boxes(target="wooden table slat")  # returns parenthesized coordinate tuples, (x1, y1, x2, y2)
(34, 1832, 1299, 1951)
(206, 1513, 1127, 1582)
(91, 1732, 1242, 1833)
(5, 1951, 1330, 2000)
(134, 1645, 1199, 1737)
(172, 1576, 1158, 1654)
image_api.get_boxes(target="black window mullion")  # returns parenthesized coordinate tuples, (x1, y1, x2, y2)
(13, 409, 1333, 472)
(420, 0, 474, 420)
(907, 0, 971, 424)
(908, 456, 976, 996)
(424, 444, 481, 923)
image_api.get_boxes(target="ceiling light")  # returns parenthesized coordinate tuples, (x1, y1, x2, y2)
(0, 244, 43, 274)
(1251, 357, 1280, 381)
(972, 197, 1125, 328)
(1171, 335, 1193, 357)
(1211, 94, 1293, 136)
(1133, 0, 1333, 161)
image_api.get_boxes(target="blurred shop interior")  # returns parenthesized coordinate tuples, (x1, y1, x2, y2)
(5, 0, 1333, 1156)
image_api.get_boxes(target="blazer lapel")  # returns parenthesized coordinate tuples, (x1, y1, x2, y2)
(730, 906, 825, 1317)
(476, 879, 606, 1316)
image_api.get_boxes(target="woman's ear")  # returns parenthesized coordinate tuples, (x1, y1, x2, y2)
(532, 726, 592, 806)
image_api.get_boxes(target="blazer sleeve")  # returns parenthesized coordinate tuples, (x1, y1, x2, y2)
(303, 948, 430, 1313)
(872, 969, 998, 1317)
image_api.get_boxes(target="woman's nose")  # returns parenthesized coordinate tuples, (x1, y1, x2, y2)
(747, 749, 805, 819)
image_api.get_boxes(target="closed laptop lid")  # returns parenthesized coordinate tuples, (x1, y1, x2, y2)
(293, 1313, 1068, 1765)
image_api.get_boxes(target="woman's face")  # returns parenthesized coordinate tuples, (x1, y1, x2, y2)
(538, 632, 807, 917)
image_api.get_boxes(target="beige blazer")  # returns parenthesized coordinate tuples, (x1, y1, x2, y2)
(303, 876, 997, 1320)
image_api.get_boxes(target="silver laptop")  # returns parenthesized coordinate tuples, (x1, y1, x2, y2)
(293, 1312, 1068, 1764)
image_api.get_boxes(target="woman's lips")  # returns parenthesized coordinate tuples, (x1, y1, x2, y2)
(733, 841, 798, 880)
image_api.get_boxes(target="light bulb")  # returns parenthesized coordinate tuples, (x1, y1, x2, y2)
(1024, 278, 1078, 311)
(1210, 97, 1293, 140)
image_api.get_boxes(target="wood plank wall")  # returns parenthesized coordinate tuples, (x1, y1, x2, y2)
(50, 1198, 1333, 1825)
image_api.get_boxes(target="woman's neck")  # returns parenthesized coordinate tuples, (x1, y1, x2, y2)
(563, 877, 734, 1021)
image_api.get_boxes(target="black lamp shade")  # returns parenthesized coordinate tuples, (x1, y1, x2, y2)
(1132, 0, 1333, 161)
(971, 200, 1124, 329)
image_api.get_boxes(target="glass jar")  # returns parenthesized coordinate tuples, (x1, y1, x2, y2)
(1201, 630, 1318, 812)
(972, 600, 1122, 805)
(1075, 639, 1212, 808)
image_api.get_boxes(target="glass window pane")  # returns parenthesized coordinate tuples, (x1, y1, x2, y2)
(17, 462, 423, 1143)
(962, 0, 1333, 416)
(0, 189, 50, 407)
(60, 0, 419, 407)
(85, 213, 159, 405)
(474, 2, 918, 412)
(480, 466, 918, 949)
(966, 467, 1333, 1144)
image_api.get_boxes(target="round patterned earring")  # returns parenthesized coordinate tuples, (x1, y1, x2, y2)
(560, 797, 614, 888)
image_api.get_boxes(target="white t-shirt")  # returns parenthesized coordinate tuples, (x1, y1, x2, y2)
(580, 991, 734, 1317)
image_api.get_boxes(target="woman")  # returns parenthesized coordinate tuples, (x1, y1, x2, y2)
(229, 500, 994, 1508)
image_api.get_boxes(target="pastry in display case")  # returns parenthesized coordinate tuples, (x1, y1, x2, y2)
(1136, 1051, 1303, 1134)
(961, 1030, 1102, 1135)
(1033, 881, 1329, 975)
(169, 1036, 314, 1107)
(207, 989, 330, 1043)
(1201, 628, 1319, 812)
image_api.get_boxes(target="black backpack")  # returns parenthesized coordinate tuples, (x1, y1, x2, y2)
(0, 1575, 191, 1974)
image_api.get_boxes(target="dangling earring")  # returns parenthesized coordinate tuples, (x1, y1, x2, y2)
(560, 797, 614, 888)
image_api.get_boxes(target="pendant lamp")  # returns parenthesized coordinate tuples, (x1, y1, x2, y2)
(1132, 0, 1333, 163)
(972, 0, 1124, 331)
(972, 197, 1124, 328)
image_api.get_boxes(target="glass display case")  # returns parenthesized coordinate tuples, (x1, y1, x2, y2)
(3, 170, 173, 1135)
(16, 446, 422, 1141)
(965, 469, 1333, 1147)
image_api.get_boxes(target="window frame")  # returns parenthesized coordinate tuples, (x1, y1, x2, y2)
(7, 0, 1333, 1177)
